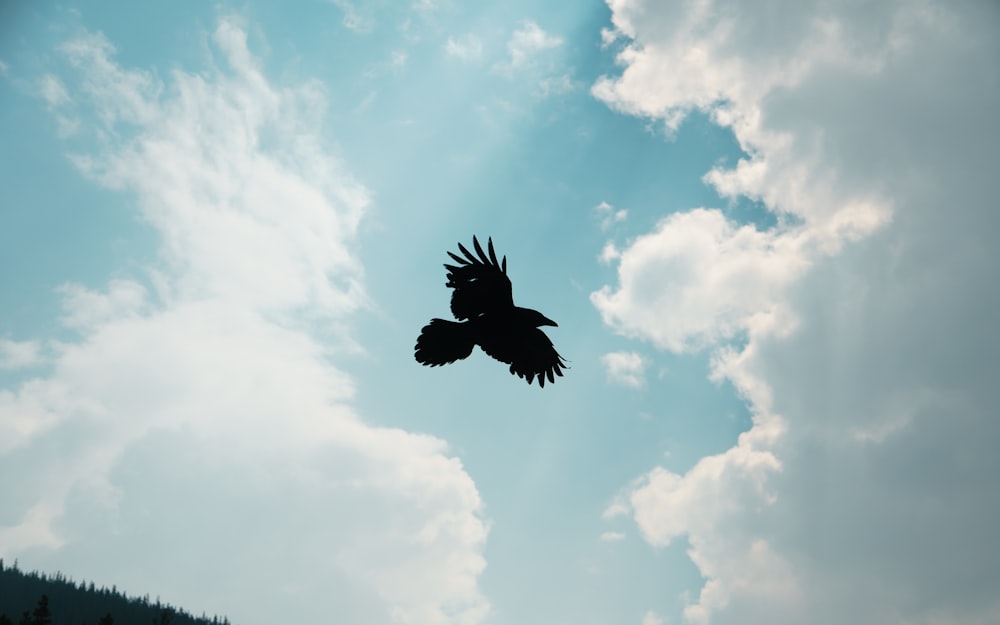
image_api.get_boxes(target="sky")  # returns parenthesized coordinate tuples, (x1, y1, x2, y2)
(0, 1, 997, 624)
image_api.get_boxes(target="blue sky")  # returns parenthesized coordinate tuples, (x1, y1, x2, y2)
(1, 2, 998, 625)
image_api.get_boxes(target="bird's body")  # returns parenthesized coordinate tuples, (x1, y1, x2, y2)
(415, 236, 566, 387)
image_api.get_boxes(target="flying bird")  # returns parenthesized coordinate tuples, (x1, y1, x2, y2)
(415, 236, 567, 387)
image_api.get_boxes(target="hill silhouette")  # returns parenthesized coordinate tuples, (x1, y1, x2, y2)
(0, 560, 230, 625)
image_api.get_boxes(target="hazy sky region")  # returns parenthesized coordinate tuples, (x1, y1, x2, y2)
(1, 1, 998, 624)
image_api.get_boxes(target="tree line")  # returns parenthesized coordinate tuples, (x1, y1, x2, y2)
(0, 560, 230, 625)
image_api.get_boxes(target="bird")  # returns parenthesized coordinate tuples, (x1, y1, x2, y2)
(415, 236, 567, 387)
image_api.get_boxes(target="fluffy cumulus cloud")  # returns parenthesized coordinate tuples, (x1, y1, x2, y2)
(593, 1, 1000, 624)
(593, 208, 809, 352)
(0, 19, 489, 625)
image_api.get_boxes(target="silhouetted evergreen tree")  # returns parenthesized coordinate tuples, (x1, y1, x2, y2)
(152, 607, 175, 625)
(30, 595, 51, 625)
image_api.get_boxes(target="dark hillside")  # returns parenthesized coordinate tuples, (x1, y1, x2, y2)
(0, 560, 230, 625)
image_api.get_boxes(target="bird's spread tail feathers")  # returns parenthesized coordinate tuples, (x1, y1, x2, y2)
(415, 319, 476, 366)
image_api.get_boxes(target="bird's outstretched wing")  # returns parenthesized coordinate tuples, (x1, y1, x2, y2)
(444, 236, 513, 320)
(478, 327, 567, 387)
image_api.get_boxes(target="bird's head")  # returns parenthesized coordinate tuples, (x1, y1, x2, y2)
(519, 307, 558, 328)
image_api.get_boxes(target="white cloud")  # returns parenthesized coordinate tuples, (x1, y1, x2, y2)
(445, 34, 483, 62)
(331, 0, 435, 34)
(601, 351, 647, 388)
(594, 0, 1000, 624)
(642, 610, 665, 625)
(494, 21, 562, 75)
(37, 73, 79, 136)
(599, 241, 621, 264)
(331, 0, 373, 33)
(1, 19, 490, 625)
(595, 200, 628, 231)
(600, 28, 620, 49)
(355, 89, 378, 113)
(593, 209, 809, 353)
(0, 339, 44, 370)
(58, 279, 149, 331)
(537, 73, 575, 97)
(38, 73, 70, 107)
(59, 32, 161, 128)
(412, 0, 440, 13)
(600, 531, 625, 542)
(602, 498, 630, 520)
(508, 21, 561, 66)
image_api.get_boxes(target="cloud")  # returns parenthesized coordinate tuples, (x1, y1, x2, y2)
(594, 200, 628, 231)
(600, 531, 626, 542)
(38, 74, 70, 107)
(494, 20, 562, 75)
(330, 0, 434, 34)
(507, 21, 561, 66)
(600, 28, 620, 49)
(37, 73, 78, 136)
(58, 279, 149, 331)
(391, 50, 408, 67)
(58, 31, 161, 128)
(0, 340, 43, 370)
(593, 1, 1000, 624)
(599, 242, 621, 264)
(537, 73, 575, 97)
(601, 351, 647, 388)
(1, 18, 490, 625)
(592, 209, 809, 353)
(445, 34, 483, 62)
(412, 0, 440, 14)
(642, 610, 664, 625)
(330, 0, 373, 33)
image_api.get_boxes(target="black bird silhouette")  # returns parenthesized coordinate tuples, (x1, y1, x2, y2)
(415, 236, 567, 387)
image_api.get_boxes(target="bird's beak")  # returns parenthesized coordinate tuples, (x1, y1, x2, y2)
(542, 317, 558, 327)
